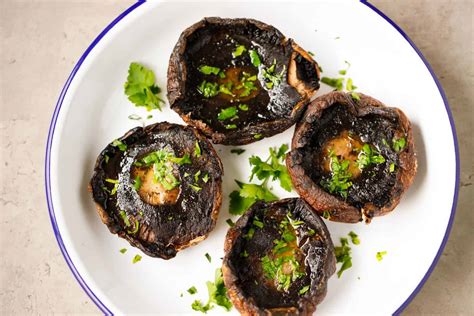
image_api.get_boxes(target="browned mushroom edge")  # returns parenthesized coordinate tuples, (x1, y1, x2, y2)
(167, 17, 320, 145)
(222, 198, 335, 315)
(89, 122, 223, 259)
(286, 91, 417, 223)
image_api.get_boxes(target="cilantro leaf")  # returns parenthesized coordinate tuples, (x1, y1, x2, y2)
(217, 106, 238, 121)
(229, 181, 277, 215)
(232, 45, 246, 58)
(199, 65, 220, 75)
(249, 144, 292, 192)
(248, 49, 261, 67)
(124, 62, 164, 111)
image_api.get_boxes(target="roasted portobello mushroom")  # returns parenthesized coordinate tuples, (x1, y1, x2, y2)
(89, 122, 223, 259)
(167, 17, 320, 145)
(222, 198, 335, 315)
(287, 91, 417, 223)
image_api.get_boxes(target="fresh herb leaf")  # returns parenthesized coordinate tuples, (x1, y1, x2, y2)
(217, 106, 238, 121)
(392, 137, 406, 152)
(308, 51, 315, 56)
(119, 248, 127, 254)
(132, 254, 142, 264)
(225, 124, 237, 130)
(322, 210, 331, 220)
(248, 49, 261, 67)
(262, 59, 286, 89)
(188, 286, 198, 295)
(199, 65, 221, 75)
(119, 210, 131, 227)
(105, 178, 119, 195)
(232, 45, 246, 58)
(253, 218, 264, 229)
(240, 250, 249, 258)
(320, 151, 353, 198)
(357, 144, 385, 170)
(229, 181, 277, 215)
(194, 170, 201, 183)
(226, 218, 235, 227)
(191, 269, 232, 313)
(197, 80, 219, 98)
(230, 148, 245, 155)
(335, 237, 352, 278)
(127, 219, 140, 234)
(146, 114, 153, 119)
(124, 62, 164, 111)
(202, 173, 209, 183)
(112, 139, 127, 151)
(104, 154, 110, 164)
(249, 144, 292, 192)
(376, 251, 387, 261)
(351, 91, 360, 101)
(205, 253, 212, 263)
(348, 231, 360, 245)
(321, 77, 345, 91)
(389, 163, 396, 173)
(254, 134, 263, 140)
(194, 141, 201, 157)
(189, 184, 202, 192)
(219, 82, 235, 97)
(238, 104, 249, 111)
(299, 285, 310, 295)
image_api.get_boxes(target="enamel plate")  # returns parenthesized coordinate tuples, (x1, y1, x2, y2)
(45, 1, 459, 314)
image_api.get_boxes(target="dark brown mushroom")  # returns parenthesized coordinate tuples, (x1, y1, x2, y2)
(287, 91, 417, 223)
(222, 198, 335, 315)
(167, 17, 320, 145)
(89, 122, 223, 259)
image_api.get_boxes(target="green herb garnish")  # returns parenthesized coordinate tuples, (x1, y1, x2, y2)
(199, 65, 221, 75)
(348, 231, 360, 245)
(376, 251, 387, 261)
(124, 62, 164, 111)
(308, 51, 315, 56)
(189, 184, 202, 192)
(205, 253, 212, 263)
(219, 82, 235, 97)
(389, 163, 396, 173)
(194, 170, 201, 183)
(249, 144, 292, 192)
(226, 218, 235, 227)
(322, 210, 331, 220)
(392, 137, 406, 152)
(320, 151, 353, 198)
(232, 45, 246, 58)
(127, 219, 140, 235)
(225, 124, 237, 130)
(112, 139, 127, 151)
(197, 80, 219, 98)
(191, 269, 232, 313)
(357, 144, 385, 170)
(238, 104, 249, 111)
(299, 285, 310, 295)
(230, 148, 245, 155)
(119, 248, 127, 254)
(217, 106, 238, 121)
(248, 49, 261, 67)
(321, 77, 345, 91)
(132, 254, 142, 264)
(335, 237, 352, 278)
(254, 133, 263, 140)
(146, 114, 153, 119)
(128, 114, 142, 120)
(188, 286, 198, 295)
(262, 59, 286, 89)
(202, 173, 209, 183)
(104, 154, 110, 164)
(105, 178, 119, 195)
(119, 210, 131, 227)
(229, 181, 277, 215)
(194, 141, 201, 157)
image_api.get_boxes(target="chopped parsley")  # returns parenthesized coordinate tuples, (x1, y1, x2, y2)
(338, 60, 351, 75)
(262, 59, 286, 89)
(335, 237, 352, 278)
(217, 106, 238, 121)
(229, 181, 277, 215)
(320, 151, 353, 198)
(133, 175, 142, 191)
(226, 219, 235, 227)
(261, 214, 305, 291)
(248, 49, 261, 67)
(254, 133, 263, 140)
(202, 173, 209, 183)
(194, 141, 201, 157)
(146, 114, 153, 119)
(189, 184, 202, 192)
(205, 253, 212, 263)
(232, 45, 246, 58)
(137, 149, 190, 190)
(119, 248, 127, 254)
(132, 254, 142, 264)
(230, 148, 245, 155)
(191, 269, 232, 313)
(127, 219, 140, 235)
(322, 210, 331, 220)
(119, 210, 131, 227)
(104, 154, 110, 164)
(219, 82, 235, 96)
(348, 231, 360, 245)
(392, 137, 406, 152)
(105, 178, 119, 195)
(238, 104, 249, 111)
(236, 73, 258, 97)
(225, 124, 237, 130)
(128, 114, 142, 120)
(199, 65, 220, 75)
(389, 163, 396, 173)
(308, 51, 315, 56)
(124, 62, 164, 111)
(112, 139, 127, 151)
(197, 80, 219, 98)
(299, 285, 310, 295)
(188, 286, 198, 295)
(321, 77, 344, 90)
(249, 144, 292, 192)
(357, 144, 385, 170)
(376, 251, 387, 261)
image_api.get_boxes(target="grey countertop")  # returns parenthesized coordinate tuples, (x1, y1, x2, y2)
(1, 0, 472, 314)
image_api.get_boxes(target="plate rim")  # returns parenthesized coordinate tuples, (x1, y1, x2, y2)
(44, 1, 460, 315)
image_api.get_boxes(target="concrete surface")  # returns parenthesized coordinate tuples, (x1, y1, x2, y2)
(0, 0, 472, 314)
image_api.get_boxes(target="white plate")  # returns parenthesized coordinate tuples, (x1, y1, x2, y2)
(45, 1, 459, 315)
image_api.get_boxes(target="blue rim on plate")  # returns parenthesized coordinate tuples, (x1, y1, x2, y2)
(45, 1, 460, 315)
